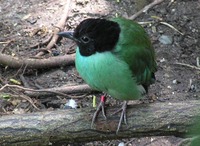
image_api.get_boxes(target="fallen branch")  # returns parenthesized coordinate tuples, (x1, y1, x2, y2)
(25, 84, 93, 97)
(0, 53, 75, 69)
(0, 83, 93, 98)
(35, 0, 71, 56)
(129, 0, 164, 20)
(0, 100, 200, 145)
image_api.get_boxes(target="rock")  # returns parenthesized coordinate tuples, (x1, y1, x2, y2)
(159, 35, 173, 45)
(118, 142, 125, 146)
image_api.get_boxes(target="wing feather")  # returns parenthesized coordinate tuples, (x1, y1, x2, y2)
(112, 18, 157, 87)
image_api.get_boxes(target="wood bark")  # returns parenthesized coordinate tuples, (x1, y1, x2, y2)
(0, 53, 75, 69)
(25, 84, 93, 97)
(0, 100, 200, 145)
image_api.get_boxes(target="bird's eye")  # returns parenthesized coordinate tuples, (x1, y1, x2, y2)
(81, 36, 90, 43)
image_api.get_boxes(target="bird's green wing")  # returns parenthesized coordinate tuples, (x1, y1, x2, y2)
(112, 17, 157, 87)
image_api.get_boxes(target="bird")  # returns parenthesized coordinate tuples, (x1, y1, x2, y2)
(58, 17, 157, 133)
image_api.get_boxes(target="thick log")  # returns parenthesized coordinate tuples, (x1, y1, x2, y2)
(0, 100, 200, 145)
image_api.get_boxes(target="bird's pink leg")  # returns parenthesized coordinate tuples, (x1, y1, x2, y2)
(91, 95, 107, 128)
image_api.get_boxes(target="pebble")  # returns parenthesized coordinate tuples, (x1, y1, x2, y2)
(172, 80, 177, 84)
(159, 35, 173, 45)
(160, 58, 166, 63)
(64, 99, 78, 109)
(118, 142, 125, 146)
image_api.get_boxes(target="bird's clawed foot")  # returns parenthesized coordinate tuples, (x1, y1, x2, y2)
(91, 95, 107, 128)
(91, 97, 128, 133)
(112, 101, 127, 133)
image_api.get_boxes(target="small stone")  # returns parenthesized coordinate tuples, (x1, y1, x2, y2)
(160, 58, 166, 62)
(159, 35, 173, 45)
(64, 99, 78, 109)
(172, 80, 177, 84)
(118, 142, 125, 146)
(167, 85, 171, 89)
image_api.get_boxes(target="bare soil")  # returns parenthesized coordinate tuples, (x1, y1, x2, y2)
(0, 0, 200, 145)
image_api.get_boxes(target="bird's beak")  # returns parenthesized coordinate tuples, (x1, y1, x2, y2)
(57, 31, 80, 43)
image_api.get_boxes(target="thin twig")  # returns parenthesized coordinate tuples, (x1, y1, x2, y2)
(0, 84, 70, 97)
(35, 0, 71, 57)
(197, 57, 200, 67)
(0, 40, 14, 53)
(129, 0, 164, 20)
(0, 84, 93, 98)
(175, 62, 200, 71)
(160, 21, 184, 35)
(9, 93, 40, 110)
(29, 34, 53, 49)
(25, 84, 93, 98)
(20, 74, 31, 88)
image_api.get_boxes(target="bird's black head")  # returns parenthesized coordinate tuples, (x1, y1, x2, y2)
(58, 18, 120, 56)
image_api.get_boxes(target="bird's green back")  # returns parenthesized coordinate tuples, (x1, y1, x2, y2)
(112, 17, 157, 87)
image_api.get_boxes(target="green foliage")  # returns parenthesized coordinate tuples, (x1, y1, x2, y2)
(0, 94, 11, 99)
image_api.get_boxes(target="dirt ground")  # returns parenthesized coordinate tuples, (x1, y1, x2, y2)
(0, 0, 200, 145)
